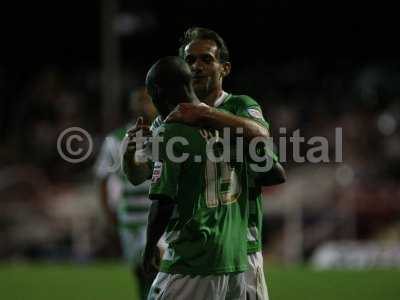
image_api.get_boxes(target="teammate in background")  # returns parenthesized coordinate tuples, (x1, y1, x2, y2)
(124, 28, 286, 299)
(94, 88, 160, 300)
(144, 56, 249, 299)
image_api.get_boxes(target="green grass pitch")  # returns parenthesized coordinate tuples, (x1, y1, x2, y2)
(1, 262, 399, 300)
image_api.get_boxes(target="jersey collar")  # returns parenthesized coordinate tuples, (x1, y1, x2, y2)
(214, 91, 230, 107)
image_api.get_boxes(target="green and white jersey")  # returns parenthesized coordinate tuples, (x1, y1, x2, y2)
(149, 93, 278, 254)
(149, 123, 249, 275)
(216, 93, 277, 254)
(95, 124, 151, 230)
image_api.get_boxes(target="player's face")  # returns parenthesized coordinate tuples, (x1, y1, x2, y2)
(183, 39, 229, 100)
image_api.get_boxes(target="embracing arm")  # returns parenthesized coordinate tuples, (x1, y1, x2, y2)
(200, 106, 269, 140)
(165, 100, 285, 186)
(165, 103, 269, 141)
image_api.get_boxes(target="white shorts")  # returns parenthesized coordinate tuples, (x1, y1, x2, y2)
(119, 227, 167, 267)
(148, 272, 246, 300)
(245, 252, 269, 300)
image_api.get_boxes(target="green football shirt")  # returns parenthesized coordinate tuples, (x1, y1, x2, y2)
(149, 123, 249, 275)
(149, 93, 278, 254)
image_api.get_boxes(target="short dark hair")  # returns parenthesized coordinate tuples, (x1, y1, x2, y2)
(178, 27, 230, 62)
(145, 56, 192, 116)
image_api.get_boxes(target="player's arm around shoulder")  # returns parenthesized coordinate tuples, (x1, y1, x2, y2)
(210, 94, 270, 141)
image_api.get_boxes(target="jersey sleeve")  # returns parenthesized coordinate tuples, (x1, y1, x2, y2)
(94, 136, 120, 179)
(232, 95, 279, 161)
(148, 125, 183, 201)
(234, 96, 279, 184)
(234, 95, 270, 130)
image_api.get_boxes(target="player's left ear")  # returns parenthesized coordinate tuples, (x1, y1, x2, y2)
(221, 62, 231, 78)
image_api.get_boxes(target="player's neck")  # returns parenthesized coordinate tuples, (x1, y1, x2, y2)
(202, 89, 223, 106)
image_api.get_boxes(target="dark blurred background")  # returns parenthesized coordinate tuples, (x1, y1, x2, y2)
(1, 1, 399, 268)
